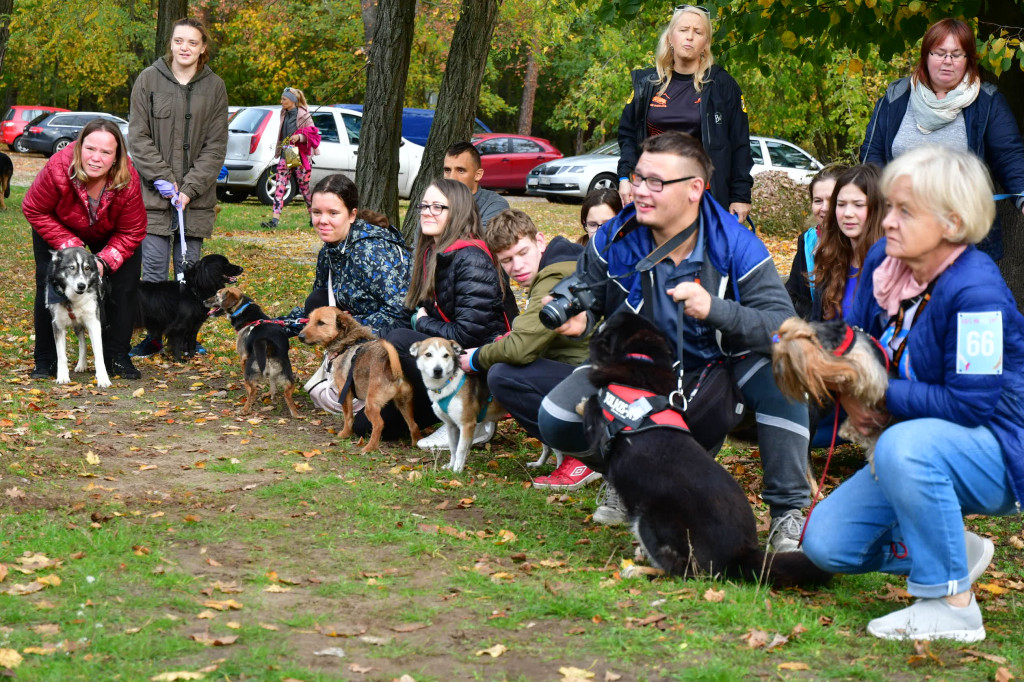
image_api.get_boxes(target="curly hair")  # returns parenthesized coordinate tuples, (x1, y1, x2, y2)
(814, 164, 885, 320)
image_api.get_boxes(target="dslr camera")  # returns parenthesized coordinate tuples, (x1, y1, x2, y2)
(539, 274, 597, 330)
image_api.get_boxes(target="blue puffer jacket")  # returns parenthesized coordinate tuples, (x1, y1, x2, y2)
(850, 239, 1024, 506)
(860, 78, 1024, 260)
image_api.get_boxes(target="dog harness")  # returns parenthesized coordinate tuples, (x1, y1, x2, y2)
(597, 383, 690, 442)
(833, 324, 892, 374)
(429, 372, 493, 424)
(335, 340, 371, 405)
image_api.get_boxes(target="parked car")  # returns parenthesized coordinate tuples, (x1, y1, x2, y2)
(218, 105, 424, 205)
(2, 105, 70, 152)
(526, 136, 824, 201)
(333, 105, 492, 146)
(471, 133, 562, 193)
(19, 111, 129, 157)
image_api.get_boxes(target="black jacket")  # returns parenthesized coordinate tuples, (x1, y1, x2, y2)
(415, 240, 518, 349)
(617, 65, 753, 206)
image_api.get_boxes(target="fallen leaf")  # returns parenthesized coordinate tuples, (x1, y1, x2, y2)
(977, 582, 1010, 595)
(604, 673, 622, 682)
(879, 583, 912, 601)
(189, 632, 238, 646)
(348, 663, 374, 673)
(150, 673, 205, 682)
(85, 451, 101, 465)
(258, 623, 279, 631)
(962, 649, 1007, 664)
(995, 667, 1014, 682)
(0, 648, 22, 668)
(264, 584, 291, 593)
(29, 624, 59, 636)
(390, 622, 430, 633)
(495, 529, 517, 545)
(313, 647, 346, 658)
(703, 587, 725, 602)
(777, 662, 811, 671)
(132, 387, 145, 398)
(138, 464, 158, 471)
(293, 462, 312, 473)
(202, 599, 243, 611)
(196, 610, 217, 620)
(3, 581, 45, 596)
(21, 646, 56, 656)
(318, 623, 367, 638)
(474, 643, 508, 657)
(5, 487, 25, 499)
(741, 628, 771, 648)
(765, 633, 790, 651)
(211, 581, 242, 594)
(0, 564, 7, 583)
(225, 622, 241, 629)
(559, 666, 595, 681)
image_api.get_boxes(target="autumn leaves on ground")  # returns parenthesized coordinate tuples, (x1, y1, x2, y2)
(1, 182, 1022, 682)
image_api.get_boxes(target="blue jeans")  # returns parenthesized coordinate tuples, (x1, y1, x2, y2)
(802, 418, 1018, 598)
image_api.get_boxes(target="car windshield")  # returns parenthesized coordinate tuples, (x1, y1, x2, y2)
(229, 108, 270, 134)
(1, 110, 13, 121)
(590, 141, 619, 155)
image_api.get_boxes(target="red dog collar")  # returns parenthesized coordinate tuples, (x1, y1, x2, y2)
(832, 325, 856, 357)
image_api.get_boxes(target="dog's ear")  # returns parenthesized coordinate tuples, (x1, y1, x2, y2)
(409, 342, 420, 355)
(449, 342, 463, 357)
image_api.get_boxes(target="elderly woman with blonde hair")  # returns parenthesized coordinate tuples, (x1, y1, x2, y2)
(616, 4, 753, 222)
(801, 146, 1024, 642)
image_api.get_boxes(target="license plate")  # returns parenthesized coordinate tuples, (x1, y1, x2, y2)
(539, 178, 550, 186)
(527, 178, 538, 186)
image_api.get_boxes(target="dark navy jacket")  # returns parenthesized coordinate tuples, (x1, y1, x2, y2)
(860, 78, 1024, 260)
(617, 65, 754, 206)
(851, 239, 1024, 506)
(575, 194, 793, 359)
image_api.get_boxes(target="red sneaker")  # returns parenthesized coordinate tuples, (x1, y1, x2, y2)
(532, 456, 602, 491)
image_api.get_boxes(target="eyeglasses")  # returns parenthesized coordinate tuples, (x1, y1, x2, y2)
(928, 51, 967, 62)
(629, 172, 696, 192)
(583, 220, 603, 234)
(673, 4, 710, 14)
(415, 203, 449, 216)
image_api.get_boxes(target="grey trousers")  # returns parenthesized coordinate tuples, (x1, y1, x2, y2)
(140, 226, 203, 283)
(538, 354, 812, 516)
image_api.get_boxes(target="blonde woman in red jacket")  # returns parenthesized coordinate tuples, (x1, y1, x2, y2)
(23, 118, 148, 380)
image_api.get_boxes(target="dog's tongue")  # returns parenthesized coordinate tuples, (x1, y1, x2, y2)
(207, 307, 220, 317)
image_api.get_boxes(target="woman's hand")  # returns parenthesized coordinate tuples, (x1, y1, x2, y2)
(839, 392, 890, 436)
(618, 178, 633, 206)
(729, 202, 751, 224)
(415, 307, 428, 321)
(178, 193, 190, 209)
(292, 133, 304, 144)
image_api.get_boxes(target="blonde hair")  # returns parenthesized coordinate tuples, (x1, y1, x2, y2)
(284, 87, 309, 110)
(654, 7, 715, 94)
(70, 119, 132, 190)
(881, 146, 995, 245)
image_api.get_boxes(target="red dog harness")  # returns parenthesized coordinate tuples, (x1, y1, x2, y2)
(833, 324, 892, 374)
(598, 383, 690, 444)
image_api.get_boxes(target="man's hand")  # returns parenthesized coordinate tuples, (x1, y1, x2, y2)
(839, 393, 890, 436)
(618, 178, 633, 206)
(459, 348, 477, 373)
(729, 202, 751, 224)
(667, 282, 712, 320)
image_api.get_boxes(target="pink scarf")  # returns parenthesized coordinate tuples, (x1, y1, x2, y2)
(872, 245, 966, 315)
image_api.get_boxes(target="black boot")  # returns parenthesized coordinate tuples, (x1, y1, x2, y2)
(109, 354, 141, 380)
(31, 360, 57, 379)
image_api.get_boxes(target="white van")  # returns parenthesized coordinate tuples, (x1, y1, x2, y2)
(218, 105, 424, 204)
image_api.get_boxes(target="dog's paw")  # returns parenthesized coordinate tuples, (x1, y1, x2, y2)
(74, 360, 88, 373)
(95, 374, 111, 389)
(575, 399, 588, 417)
(55, 373, 71, 385)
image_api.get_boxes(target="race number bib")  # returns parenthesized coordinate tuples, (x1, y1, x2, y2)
(956, 312, 1003, 375)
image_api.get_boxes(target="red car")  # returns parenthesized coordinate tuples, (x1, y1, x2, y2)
(2, 105, 71, 153)
(472, 133, 562, 193)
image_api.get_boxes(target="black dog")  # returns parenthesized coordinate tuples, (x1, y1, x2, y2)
(0, 151, 12, 210)
(583, 312, 830, 587)
(136, 254, 243, 361)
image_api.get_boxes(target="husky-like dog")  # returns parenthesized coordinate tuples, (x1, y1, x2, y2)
(47, 247, 110, 387)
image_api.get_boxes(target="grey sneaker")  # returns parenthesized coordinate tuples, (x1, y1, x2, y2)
(965, 530, 994, 584)
(866, 595, 985, 642)
(416, 421, 495, 450)
(593, 482, 627, 526)
(768, 510, 805, 553)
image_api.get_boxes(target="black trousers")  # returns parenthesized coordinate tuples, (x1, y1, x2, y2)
(487, 358, 576, 441)
(33, 231, 141, 364)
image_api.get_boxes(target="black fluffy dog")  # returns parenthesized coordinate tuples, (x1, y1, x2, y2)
(583, 312, 830, 587)
(136, 254, 244, 361)
(0, 151, 13, 210)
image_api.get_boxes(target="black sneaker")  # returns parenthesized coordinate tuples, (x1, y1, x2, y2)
(261, 218, 279, 229)
(31, 361, 57, 379)
(109, 355, 141, 380)
(129, 336, 162, 358)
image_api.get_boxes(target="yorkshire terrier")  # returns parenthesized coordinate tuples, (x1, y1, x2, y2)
(771, 317, 891, 474)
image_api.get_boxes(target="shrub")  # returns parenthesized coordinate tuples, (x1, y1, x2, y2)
(750, 171, 810, 238)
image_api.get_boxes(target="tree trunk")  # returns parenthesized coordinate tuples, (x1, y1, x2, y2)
(516, 41, 538, 135)
(355, 0, 417, 225)
(0, 0, 14, 80)
(156, 0, 189, 62)
(361, 0, 379, 51)
(401, 0, 503, 241)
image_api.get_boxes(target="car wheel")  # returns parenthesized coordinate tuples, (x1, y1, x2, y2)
(255, 167, 296, 206)
(52, 138, 72, 155)
(588, 173, 618, 194)
(216, 187, 249, 203)
(12, 136, 30, 154)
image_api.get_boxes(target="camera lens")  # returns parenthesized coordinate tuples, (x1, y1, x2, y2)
(539, 300, 568, 330)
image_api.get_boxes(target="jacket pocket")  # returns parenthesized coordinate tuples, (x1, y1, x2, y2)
(150, 92, 174, 119)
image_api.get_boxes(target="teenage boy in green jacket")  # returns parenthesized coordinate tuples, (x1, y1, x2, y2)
(460, 209, 599, 490)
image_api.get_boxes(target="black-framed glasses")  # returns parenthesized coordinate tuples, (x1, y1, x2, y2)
(628, 172, 696, 192)
(928, 50, 967, 62)
(583, 220, 603, 234)
(673, 4, 710, 15)
(415, 203, 449, 216)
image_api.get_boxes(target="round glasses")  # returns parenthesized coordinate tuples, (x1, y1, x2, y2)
(583, 220, 603, 234)
(416, 203, 449, 216)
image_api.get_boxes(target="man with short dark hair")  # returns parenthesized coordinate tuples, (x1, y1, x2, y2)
(537, 131, 811, 552)
(444, 141, 509, 228)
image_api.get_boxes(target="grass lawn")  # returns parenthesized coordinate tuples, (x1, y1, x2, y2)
(1, 186, 1021, 681)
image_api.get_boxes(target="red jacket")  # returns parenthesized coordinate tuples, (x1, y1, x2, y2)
(23, 144, 147, 272)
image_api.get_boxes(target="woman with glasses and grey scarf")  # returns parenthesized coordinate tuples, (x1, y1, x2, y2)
(861, 18, 1024, 262)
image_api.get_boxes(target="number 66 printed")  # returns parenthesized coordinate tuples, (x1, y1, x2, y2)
(957, 312, 1003, 375)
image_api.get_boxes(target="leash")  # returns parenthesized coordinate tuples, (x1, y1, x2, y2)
(799, 396, 841, 547)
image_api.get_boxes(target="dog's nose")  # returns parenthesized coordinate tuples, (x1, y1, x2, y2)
(432, 368, 443, 378)
(298, 333, 306, 342)
(75, 283, 87, 293)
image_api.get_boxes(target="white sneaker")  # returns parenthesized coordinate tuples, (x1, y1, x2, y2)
(965, 530, 994, 584)
(593, 482, 627, 526)
(416, 421, 496, 450)
(866, 595, 985, 642)
(767, 510, 805, 553)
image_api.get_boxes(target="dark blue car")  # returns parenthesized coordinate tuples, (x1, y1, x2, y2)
(332, 105, 490, 147)
(20, 111, 129, 157)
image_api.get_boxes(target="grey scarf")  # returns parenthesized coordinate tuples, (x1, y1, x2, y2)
(908, 75, 980, 134)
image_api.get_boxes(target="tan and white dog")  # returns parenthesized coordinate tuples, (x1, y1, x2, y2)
(410, 337, 504, 473)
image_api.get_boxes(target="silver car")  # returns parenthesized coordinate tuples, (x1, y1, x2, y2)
(218, 105, 424, 205)
(526, 136, 823, 201)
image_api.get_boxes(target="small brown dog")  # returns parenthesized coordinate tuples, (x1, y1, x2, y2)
(772, 317, 890, 473)
(298, 307, 421, 453)
(205, 286, 301, 418)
